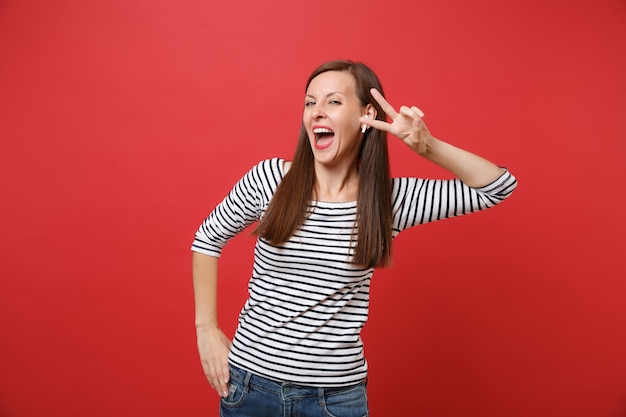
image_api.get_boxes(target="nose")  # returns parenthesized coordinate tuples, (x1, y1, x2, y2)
(311, 103, 326, 119)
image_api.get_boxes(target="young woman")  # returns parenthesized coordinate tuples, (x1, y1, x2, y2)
(191, 60, 517, 417)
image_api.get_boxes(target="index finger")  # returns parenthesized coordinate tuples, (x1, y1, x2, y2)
(370, 88, 398, 120)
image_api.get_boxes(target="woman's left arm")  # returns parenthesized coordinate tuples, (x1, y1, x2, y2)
(419, 137, 504, 188)
(361, 88, 505, 188)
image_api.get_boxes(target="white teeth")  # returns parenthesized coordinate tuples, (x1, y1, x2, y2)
(313, 128, 333, 134)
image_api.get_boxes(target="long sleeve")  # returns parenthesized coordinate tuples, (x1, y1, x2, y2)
(392, 169, 517, 233)
(191, 158, 284, 257)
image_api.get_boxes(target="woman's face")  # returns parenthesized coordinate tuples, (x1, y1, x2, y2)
(303, 71, 369, 168)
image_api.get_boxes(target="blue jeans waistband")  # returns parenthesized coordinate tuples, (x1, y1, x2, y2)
(222, 364, 369, 417)
(229, 364, 366, 397)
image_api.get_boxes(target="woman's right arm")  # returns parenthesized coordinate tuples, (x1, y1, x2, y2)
(190, 159, 281, 396)
(192, 251, 231, 398)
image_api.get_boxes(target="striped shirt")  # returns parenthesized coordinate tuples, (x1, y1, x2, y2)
(192, 158, 517, 387)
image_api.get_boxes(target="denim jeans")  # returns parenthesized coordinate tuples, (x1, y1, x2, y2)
(220, 365, 369, 417)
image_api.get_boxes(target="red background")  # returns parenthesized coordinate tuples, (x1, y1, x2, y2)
(1, 1, 625, 416)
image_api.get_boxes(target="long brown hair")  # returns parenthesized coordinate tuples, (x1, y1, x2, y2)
(253, 60, 393, 268)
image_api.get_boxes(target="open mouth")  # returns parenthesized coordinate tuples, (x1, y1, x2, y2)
(313, 127, 334, 149)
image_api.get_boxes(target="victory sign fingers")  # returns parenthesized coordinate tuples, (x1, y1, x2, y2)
(359, 88, 432, 154)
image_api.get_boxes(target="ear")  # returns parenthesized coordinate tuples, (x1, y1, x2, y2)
(364, 103, 377, 120)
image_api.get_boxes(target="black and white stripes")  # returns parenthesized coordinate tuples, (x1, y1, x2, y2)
(391, 171, 517, 234)
(192, 158, 517, 387)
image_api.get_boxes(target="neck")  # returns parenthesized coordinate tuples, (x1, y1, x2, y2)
(313, 162, 359, 202)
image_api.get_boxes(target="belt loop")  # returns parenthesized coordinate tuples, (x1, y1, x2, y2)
(317, 386, 326, 406)
(243, 368, 253, 391)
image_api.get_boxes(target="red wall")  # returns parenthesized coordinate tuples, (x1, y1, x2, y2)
(1, 1, 625, 416)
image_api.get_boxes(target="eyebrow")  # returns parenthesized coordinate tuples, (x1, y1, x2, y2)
(305, 91, 346, 99)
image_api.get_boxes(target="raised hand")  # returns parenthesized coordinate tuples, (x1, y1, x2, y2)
(360, 88, 433, 154)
